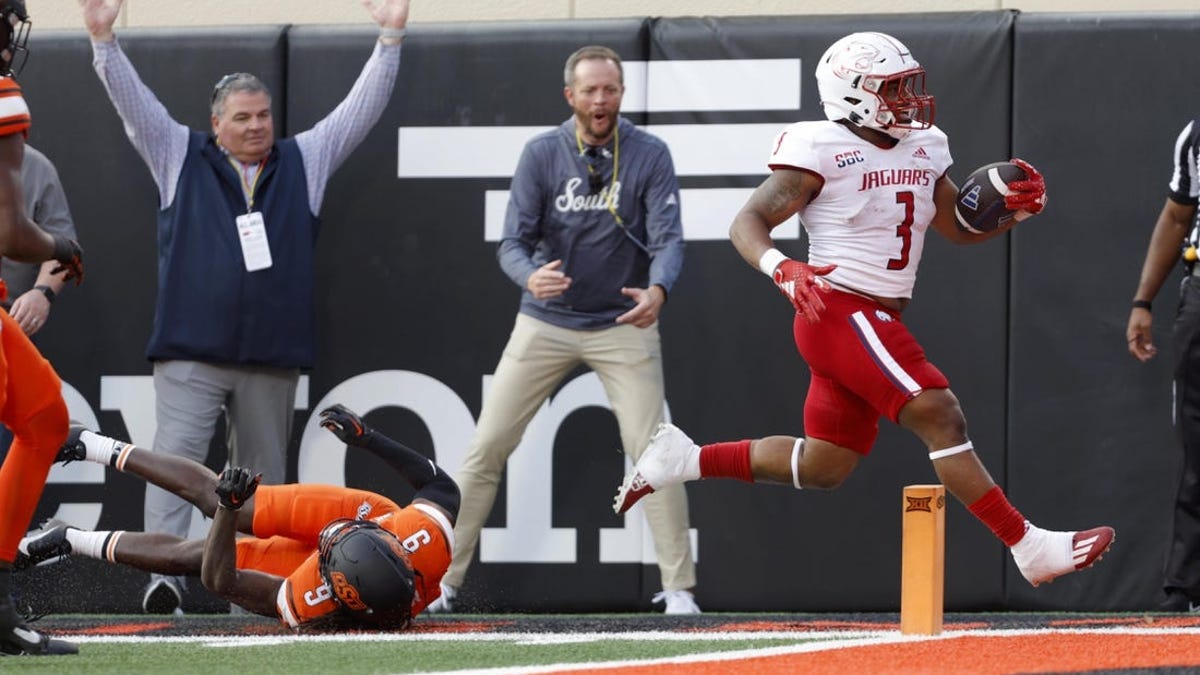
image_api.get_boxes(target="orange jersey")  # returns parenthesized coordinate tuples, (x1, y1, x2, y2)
(236, 484, 454, 630)
(0, 77, 30, 137)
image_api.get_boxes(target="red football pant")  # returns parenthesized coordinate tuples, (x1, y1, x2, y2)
(793, 289, 949, 454)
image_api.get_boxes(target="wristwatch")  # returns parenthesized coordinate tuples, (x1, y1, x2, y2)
(33, 284, 55, 303)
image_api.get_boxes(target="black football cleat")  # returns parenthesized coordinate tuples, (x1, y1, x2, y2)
(0, 600, 77, 656)
(18, 520, 74, 568)
(55, 423, 88, 465)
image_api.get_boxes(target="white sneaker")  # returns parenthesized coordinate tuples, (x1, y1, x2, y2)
(652, 589, 701, 615)
(1010, 522, 1114, 587)
(613, 423, 700, 515)
(425, 582, 457, 614)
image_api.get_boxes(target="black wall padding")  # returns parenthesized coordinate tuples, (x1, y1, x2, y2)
(1007, 14, 1200, 611)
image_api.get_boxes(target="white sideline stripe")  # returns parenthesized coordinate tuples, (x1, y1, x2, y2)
(417, 635, 921, 675)
(397, 124, 783, 178)
(55, 629, 887, 645)
(483, 188, 800, 242)
(52, 625, 1200, 646)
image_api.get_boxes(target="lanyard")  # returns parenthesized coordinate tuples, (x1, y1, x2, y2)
(228, 156, 267, 212)
(575, 125, 622, 225)
(575, 125, 650, 255)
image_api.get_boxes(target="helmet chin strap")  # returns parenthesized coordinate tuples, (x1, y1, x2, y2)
(838, 119, 903, 148)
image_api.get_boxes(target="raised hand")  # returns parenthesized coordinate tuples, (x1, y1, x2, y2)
(362, 0, 410, 29)
(319, 404, 369, 445)
(772, 259, 836, 324)
(215, 467, 261, 510)
(77, 0, 124, 41)
(1005, 158, 1047, 215)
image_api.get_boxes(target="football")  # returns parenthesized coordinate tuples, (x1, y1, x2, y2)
(954, 161, 1027, 234)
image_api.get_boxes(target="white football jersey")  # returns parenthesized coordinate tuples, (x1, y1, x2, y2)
(767, 121, 952, 299)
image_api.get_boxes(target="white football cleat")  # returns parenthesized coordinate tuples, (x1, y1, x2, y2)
(652, 589, 701, 615)
(613, 423, 699, 515)
(1011, 523, 1114, 587)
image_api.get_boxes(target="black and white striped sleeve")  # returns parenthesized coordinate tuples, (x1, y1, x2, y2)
(1168, 119, 1200, 206)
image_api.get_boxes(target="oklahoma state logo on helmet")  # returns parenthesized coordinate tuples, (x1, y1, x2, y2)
(331, 571, 368, 611)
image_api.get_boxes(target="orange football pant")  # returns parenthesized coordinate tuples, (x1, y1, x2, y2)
(0, 308, 68, 562)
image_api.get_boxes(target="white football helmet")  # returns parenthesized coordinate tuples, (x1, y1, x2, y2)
(815, 32, 934, 139)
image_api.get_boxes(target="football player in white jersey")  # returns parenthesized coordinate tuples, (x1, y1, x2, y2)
(616, 32, 1114, 589)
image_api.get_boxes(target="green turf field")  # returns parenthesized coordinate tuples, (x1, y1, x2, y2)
(1, 612, 1196, 674)
(0, 636, 827, 673)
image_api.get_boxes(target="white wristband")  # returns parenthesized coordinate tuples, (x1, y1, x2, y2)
(380, 27, 407, 40)
(758, 248, 788, 276)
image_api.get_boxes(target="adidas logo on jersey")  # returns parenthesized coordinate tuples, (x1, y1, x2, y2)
(912, 147, 930, 160)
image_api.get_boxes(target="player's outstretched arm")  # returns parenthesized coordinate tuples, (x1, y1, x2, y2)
(319, 405, 461, 521)
(201, 468, 281, 618)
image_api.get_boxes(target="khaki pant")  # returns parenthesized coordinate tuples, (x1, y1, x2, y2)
(445, 313, 695, 591)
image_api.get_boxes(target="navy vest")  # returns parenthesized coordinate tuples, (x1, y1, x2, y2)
(147, 132, 319, 369)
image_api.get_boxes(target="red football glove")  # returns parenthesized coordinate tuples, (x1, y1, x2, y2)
(772, 259, 837, 323)
(1004, 158, 1047, 215)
